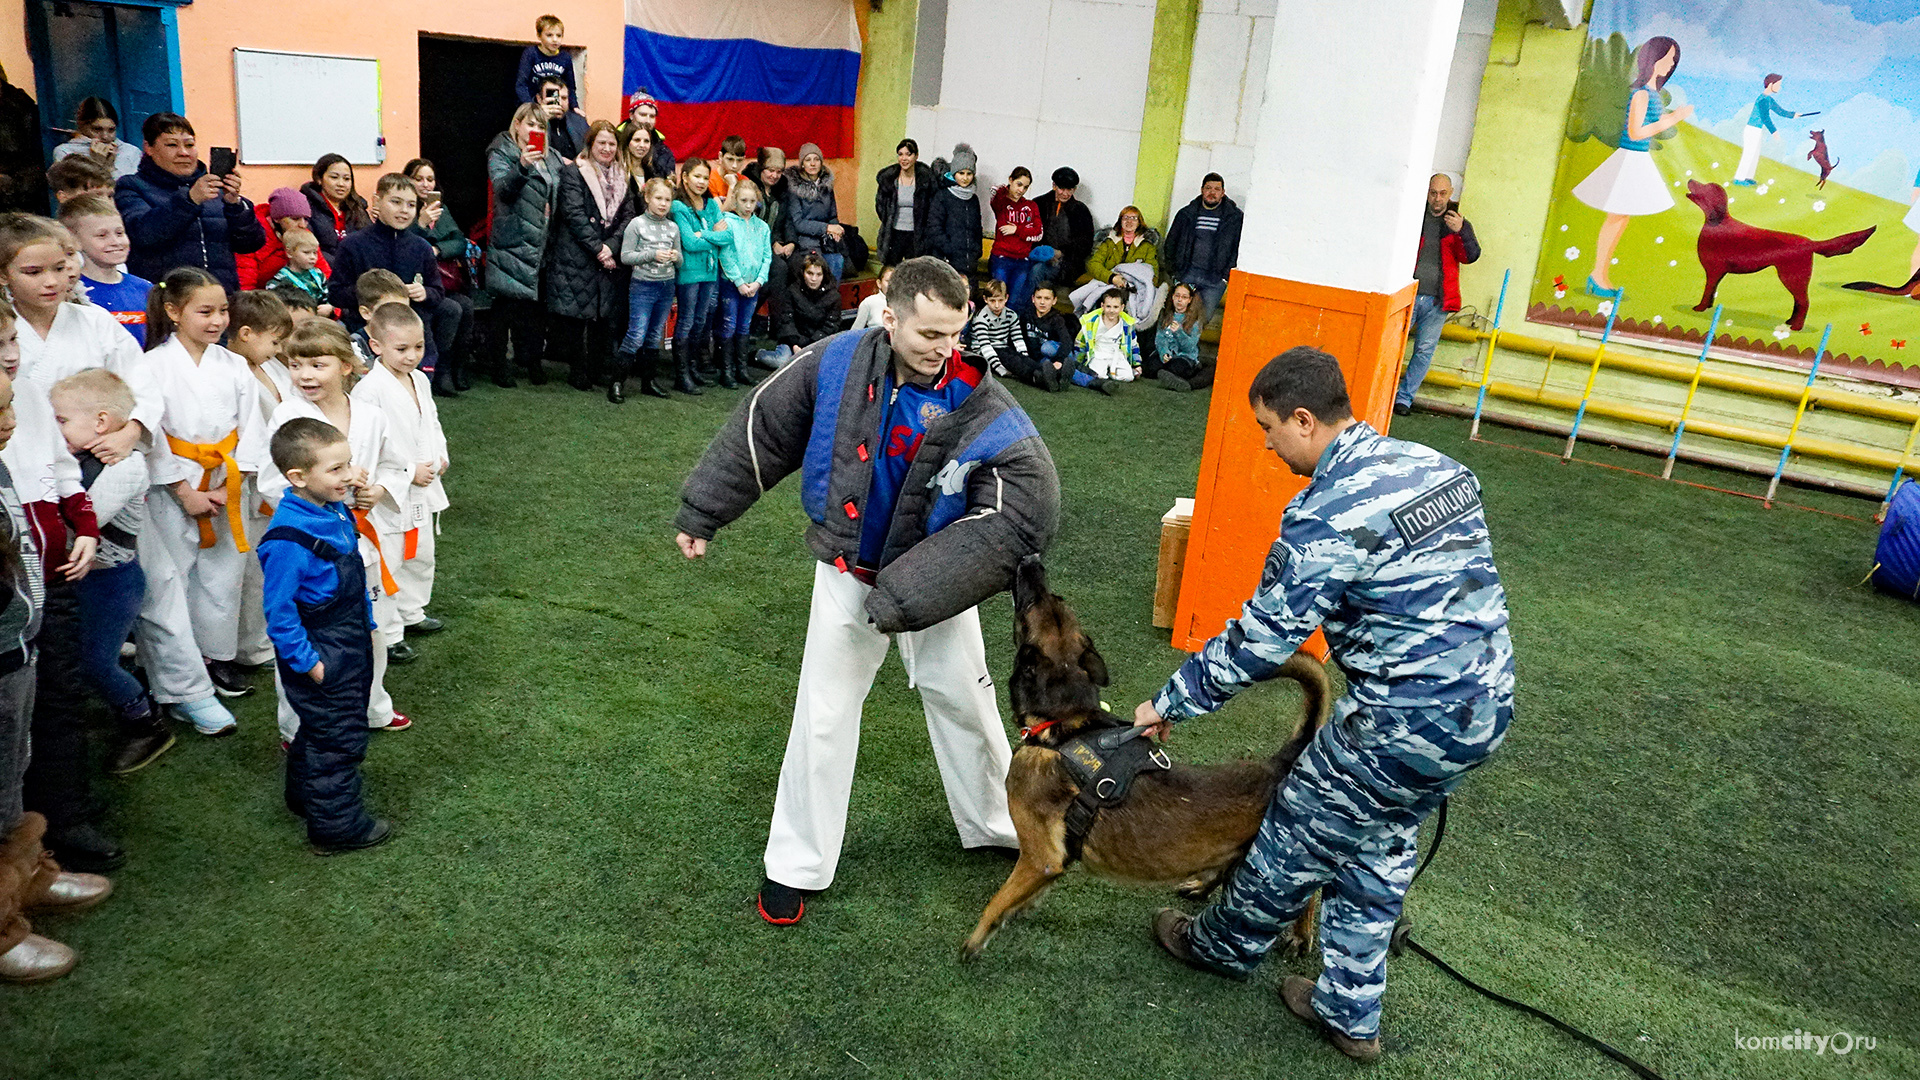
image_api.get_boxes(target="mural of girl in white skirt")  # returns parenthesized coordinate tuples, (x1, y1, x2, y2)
(1573, 35, 1692, 299)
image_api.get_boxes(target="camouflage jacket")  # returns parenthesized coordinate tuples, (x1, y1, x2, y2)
(1155, 422, 1514, 721)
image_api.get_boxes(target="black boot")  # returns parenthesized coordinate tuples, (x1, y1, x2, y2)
(452, 350, 473, 391)
(693, 341, 719, 387)
(713, 338, 738, 389)
(731, 338, 759, 386)
(432, 360, 462, 398)
(106, 693, 175, 776)
(639, 347, 671, 399)
(674, 346, 704, 395)
(608, 349, 632, 404)
(523, 349, 549, 386)
(491, 345, 518, 388)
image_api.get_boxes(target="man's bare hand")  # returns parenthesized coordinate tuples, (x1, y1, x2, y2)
(675, 532, 707, 559)
(1442, 210, 1464, 233)
(1133, 700, 1169, 741)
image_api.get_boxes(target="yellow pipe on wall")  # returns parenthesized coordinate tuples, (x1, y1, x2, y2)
(1439, 323, 1920, 424)
(1421, 368, 1920, 472)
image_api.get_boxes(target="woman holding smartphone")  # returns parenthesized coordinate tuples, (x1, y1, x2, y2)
(485, 102, 561, 386)
(404, 157, 475, 395)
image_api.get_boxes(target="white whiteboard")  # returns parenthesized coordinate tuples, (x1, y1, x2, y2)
(233, 48, 385, 166)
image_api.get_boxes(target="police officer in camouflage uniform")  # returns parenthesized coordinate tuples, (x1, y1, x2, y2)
(1134, 346, 1514, 1062)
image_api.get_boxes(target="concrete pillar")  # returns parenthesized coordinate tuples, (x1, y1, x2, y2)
(1171, 0, 1467, 652)
(1239, 0, 1467, 292)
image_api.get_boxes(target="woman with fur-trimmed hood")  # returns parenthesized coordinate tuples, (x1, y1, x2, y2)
(783, 142, 845, 279)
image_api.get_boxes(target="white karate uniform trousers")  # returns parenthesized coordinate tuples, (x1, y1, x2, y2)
(235, 478, 275, 667)
(1735, 125, 1765, 183)
(131, 526, 218, 705)
(274, 543, 397, 741)
(391, 515, 436, 627)
(145, 489, 245, 662)
(764, 560, 1018, 891)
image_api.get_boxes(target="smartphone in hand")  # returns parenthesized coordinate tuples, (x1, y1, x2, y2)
(527, 128, 546, 155)
(210, 146, 237, 177)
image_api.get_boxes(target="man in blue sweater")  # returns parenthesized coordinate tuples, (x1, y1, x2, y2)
(258, 418, 391, 856)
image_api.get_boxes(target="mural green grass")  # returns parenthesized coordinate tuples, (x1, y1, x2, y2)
(1, 383, 1914, 1078)
(1532, 122, 1920, 370)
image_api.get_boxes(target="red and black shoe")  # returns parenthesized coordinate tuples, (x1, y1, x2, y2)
(757, 878, 807, 925)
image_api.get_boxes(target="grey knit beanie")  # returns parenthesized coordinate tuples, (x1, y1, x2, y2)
(951, 143, 977, 173)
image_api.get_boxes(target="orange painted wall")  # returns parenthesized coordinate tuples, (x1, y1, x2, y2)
(168, 0, 627, 201)
(0, 0, 32, 92)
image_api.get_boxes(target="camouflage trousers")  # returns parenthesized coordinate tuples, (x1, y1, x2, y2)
(1187, 694, 1511, 1039)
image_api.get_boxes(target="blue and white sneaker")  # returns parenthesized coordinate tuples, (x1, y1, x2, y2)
(167, 696, 237, 737)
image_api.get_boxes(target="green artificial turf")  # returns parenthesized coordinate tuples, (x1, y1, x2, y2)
(4, 375, 1915, 1079)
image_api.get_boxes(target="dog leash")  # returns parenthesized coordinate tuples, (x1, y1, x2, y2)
(1392, 799, 1671, 1080)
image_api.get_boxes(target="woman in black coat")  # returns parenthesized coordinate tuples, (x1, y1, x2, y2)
(546, 120, 638, 390)
(301, 153, 372, 260)
(778, 252, 840, 350)
(873, 138, 935, 266)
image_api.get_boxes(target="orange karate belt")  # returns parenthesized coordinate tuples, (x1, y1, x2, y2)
(165, 430, 249, 554)
(350, 508, 400, 597)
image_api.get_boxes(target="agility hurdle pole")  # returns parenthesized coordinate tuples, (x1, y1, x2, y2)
(1662, 304, 1723, 480)
(1467, 269, 1512, 441)
(1561, 291, 1623, 462)
(1880, 413, 1920, 515)
(1764, 323, 1833, 505)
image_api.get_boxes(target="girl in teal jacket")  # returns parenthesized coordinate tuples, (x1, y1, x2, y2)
(671, 156, 726, 385)
(708, 177, 774, 388)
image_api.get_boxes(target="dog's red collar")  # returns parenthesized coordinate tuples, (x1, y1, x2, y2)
(1020, 720, 1058, 741)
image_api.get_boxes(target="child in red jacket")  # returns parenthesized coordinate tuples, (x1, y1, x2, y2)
(989, 167, 1051, 314)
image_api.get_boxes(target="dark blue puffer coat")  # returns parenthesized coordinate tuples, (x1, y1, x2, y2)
(114, 155, 267, 293)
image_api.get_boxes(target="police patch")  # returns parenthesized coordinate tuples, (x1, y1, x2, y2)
(1389, 474, 1481, 547)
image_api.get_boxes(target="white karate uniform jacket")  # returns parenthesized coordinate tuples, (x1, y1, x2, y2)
(17, 302, 164, 442)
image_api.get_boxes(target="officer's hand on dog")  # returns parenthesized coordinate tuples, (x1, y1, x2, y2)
(1133, 701, 1169, 741)
(675, 532, 707, 559)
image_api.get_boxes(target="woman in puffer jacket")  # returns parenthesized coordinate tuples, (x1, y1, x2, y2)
(922, 144, 984, 291)
(485, 103, 563, 386)
(301, 153, 372, 260)
(546, 120, 638, 392)
(783, 142, 845, 279)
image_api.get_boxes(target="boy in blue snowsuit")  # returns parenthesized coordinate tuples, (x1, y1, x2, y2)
(1135, 346, 1514, 1062)
(258, 418, 392, 856)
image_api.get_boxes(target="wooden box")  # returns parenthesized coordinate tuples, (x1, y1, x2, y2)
(1153, 498, 1194, 629)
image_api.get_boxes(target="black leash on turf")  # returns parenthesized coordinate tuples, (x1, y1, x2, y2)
(1392, 799, 1670, 1080)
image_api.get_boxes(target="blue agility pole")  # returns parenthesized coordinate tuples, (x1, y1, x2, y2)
(1765, 323, 1832, 505)
(1661, 304, 1722, 480)
(1467, 268, 1512, 442)
(1561, 291, 1623, 462)
(1882, 415, 1920, 517)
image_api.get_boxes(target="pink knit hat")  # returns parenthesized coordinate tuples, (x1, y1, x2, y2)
(267, 187, 308, 221)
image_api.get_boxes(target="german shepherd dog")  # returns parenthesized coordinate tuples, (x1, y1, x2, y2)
(1686, 179, 1874, 332)
(960, 558, 1332, 961)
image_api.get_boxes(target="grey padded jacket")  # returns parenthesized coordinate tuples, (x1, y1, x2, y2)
(676, 327, 1060, 633)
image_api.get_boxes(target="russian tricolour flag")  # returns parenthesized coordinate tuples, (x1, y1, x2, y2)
(623, 0, 861, 159)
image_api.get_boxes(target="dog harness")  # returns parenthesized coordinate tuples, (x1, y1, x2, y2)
(1032, 722, 1172, 861)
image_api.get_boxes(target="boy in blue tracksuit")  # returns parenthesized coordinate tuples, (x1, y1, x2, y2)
(257, 418, 392, 856)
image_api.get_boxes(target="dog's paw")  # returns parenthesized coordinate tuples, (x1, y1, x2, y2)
(959, 937, 986, 963)
(1276, 931, 1313, 959)
(1175, 876, 1214, 901)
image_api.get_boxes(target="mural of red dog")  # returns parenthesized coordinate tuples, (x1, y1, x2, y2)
(1686, 179, 1874, 331)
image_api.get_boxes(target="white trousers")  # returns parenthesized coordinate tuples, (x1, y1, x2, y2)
(392, 514, 437, 627)
(764, 561, 1017, 891)
(235, 479, 274, 666)
(144, 486, 245, 662)
(1735, 125, 1764, 182)
(131, 525, 217, 705)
